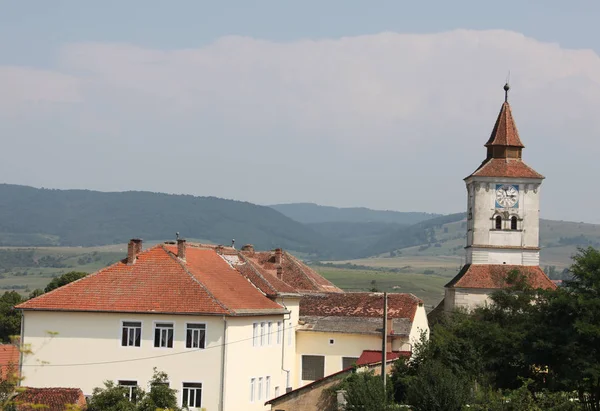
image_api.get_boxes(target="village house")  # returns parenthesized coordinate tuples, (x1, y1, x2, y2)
(15, 240, 428, 411)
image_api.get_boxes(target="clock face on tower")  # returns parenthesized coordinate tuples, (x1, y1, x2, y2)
(495, 184, 519, 208)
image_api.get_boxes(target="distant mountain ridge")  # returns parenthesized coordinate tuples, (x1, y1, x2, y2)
(269, 203, 441, 225)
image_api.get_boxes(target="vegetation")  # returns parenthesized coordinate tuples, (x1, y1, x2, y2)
(340, 247, 600, 410)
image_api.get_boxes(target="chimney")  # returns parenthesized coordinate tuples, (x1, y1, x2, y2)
(241, 244, 255, 254)
(276, 266, 283, 280)
(177, 239, 186, 261)
(127, 238, 142, 265)
(274, 248, 283, 265)
(216, 245, 224, 254)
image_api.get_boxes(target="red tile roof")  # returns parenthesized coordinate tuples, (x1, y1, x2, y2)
(16, 245, 284, 315)
(299, 292, 422, 322)
(445, 264, 557, 290)
(0, 344, 19, 380)
(356, 350, 411, 366)
(469, 158, 544, 179)
(485, 102, 524, 148)
(240, 250, 342, 295)
(13, 387, 86, 411)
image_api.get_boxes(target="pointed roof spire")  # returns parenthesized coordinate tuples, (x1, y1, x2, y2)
(484, 83, 524, 148)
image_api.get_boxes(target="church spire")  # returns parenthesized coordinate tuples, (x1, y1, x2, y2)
(484, 83, 525, 159)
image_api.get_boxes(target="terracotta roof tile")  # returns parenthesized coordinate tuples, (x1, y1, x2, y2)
(14, 387, 86, 411)
(356, 350, 411, 366)
(445, 264, 557, 290)
(0, 344, 19, 380)
(485, 102, 524, 148)
(299, 292, 422, 322)
(469, 158, 544, 179)
(17, 245, 282, 315)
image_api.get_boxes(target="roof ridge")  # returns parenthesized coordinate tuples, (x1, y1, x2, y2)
(161, 245, 232, 314)
(15, 244, 164, 309)
(235, 251, 279, 296)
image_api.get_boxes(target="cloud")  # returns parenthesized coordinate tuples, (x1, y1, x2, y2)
(1, 30, 600, 222)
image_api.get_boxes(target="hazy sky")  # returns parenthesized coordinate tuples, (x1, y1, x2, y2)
(1, 1, 599, 222)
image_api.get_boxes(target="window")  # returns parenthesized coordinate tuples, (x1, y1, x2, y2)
(495, 215, 502, 229)
(302, 355, 325, 381)
(329, 339, 335, 345)
(250, 378, 256, 402)
(154, 323, 174, 348)
(511, 216, 518, 230)
(342, 357, 359, 369)
(186, 323, 206, 349)
(121, 321, 141, 347)
(266, 376, 271, 399)
(268, 322, 272, 345)
(182, 382, 202, 408)
(253, 323, 259, 346)
(260, 322, 266, 346)
(276, 321, 282, 344)
(258, 377, 263, 401)
(274, 386, 280, 398)
(118, 380, 138, 402)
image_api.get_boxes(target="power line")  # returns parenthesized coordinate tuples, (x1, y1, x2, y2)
(12, 323, 301, 368)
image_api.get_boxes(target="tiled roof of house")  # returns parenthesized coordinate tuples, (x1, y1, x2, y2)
(13, 387, 86, 411)
(469, 158, 544, 179)
(16, 244, 284, 315)
(299, 316, 412, 336)
(445, 264, 557, 290)
(0, 344, 19, 380)
(485, 102, 524, 148)
(239, 250, 342, 295)
(356, 350, 411, 366)
(299, 292, 422, 322)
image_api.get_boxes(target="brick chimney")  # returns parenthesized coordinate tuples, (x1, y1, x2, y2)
(177, 239, 186, 261)
(241, 244, 255, 254)
(276, 266, 283, 280)
(127, 238, 142, 265)
(274, 248, 283, 265)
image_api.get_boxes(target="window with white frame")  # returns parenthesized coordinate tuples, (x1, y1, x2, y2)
(250, 378, 256, 402)
(186, 323, 206, 349)
(276, 321, 282, 344)
(118, 380, 138, 402)
(265, 376, 271, 399)
(258, 377, 263, 401)
(121, 321, 141, 347)
(253, 323, 259, 346)
(154, 322, 174, 348)
(260, 322, 266, 346)
(342, 357, 359, 369)
(267, 322, 272, 345)
(182, 382, 202, 408)
(302, 355, 325, 381)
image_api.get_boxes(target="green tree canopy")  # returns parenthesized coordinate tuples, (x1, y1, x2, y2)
(44, 271, 87, 293)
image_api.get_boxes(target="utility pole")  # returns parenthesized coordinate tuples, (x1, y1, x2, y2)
(381, 292, 388, 395)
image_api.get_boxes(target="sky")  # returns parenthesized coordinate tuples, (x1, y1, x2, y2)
(1, 1, 600, 222)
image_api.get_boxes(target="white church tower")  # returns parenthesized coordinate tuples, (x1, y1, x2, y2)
(444, 84, 556, 312)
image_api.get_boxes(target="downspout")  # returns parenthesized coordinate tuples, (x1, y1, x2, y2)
(18, 310, 24, 385)
(219, 316, 228, 411)
(279, 297, 292, 391)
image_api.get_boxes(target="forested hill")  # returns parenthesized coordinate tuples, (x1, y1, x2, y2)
(270, 203, 440, 224)
(0, 184, 332, 254)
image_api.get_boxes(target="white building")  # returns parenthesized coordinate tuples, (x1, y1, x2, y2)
(16, 239, 428, 410)
(444, 84, 556, 312)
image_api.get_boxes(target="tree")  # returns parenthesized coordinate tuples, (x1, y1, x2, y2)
(44, 271, 87, 293)
(87, 380, 137, 411)
(341, 370, 392, 411)
(136, 369, 180, 411)
(0, 292, 23, 343)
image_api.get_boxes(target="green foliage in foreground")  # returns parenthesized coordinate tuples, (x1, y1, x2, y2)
(43, 271, 87, 293)
(341, 247, 600, 411)
(88, 368, 180, 411)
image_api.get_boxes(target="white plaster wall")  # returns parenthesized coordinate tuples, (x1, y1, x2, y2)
(408, 305, 430, 347)
(453, 288, 492, 311)
(444, 289, 456, 312)
(22, 311, 226, 410)
(223, 315, 288, 411)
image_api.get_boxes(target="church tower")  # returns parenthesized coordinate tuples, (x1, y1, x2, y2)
(444, 84, 556, 312)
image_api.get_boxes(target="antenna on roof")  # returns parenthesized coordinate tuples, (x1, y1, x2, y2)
(231, 239, 235, 249)
(176, 232, 180, 240)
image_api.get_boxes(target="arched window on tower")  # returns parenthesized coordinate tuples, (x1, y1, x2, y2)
(511, 216, 518, 230)
(495, 215, 502, 230)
